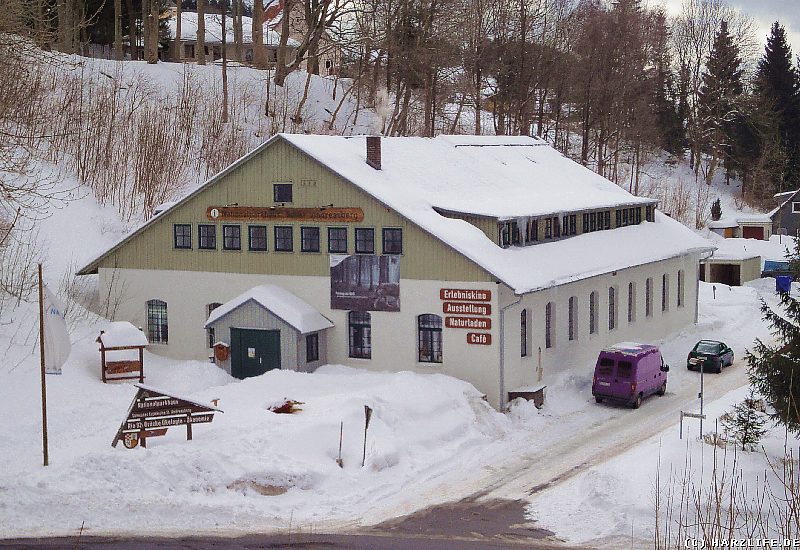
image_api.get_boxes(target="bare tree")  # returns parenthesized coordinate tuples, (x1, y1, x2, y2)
(252, 0, 267, 68)
(196, 0, 207, 65)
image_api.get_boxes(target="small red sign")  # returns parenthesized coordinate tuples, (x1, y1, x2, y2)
(445, 316, 492, 330)
(439, 289, 492, 302)
(442, 302, 491, 316)
(467, 332, 492, 345)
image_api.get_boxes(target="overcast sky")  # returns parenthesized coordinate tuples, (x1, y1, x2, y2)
(658, 0, 800, 58)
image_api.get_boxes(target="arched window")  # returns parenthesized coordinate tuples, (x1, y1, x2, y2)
(608, 286, 617, 331)
(646, 278, 653, 317)
(677, 270, 685, 308)
(206, 302, 223, 348)
(348, 311, 371, 359)
(628, 282, 636, 323)
(418, 314, 443, 363)
(545, 302, 555, 349)
(589, 291, 598, 334)
(662, 273, 670, 312)
(520, 309, 528, 357)
(146, 299, 168, 344)
(568, 296, 577, 341)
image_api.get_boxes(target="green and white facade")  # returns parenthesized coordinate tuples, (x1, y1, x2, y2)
(80, 134, 714, 408)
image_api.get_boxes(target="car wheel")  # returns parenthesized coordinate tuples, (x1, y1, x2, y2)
(687, 364, 694, 371)
(657, 382, 666, 396)
(716, 362, 723, 374)
(632, 394, 642, 409)
(595, 396, 603, 404)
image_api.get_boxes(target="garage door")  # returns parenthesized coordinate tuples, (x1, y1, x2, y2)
(742, 226, 764, 240)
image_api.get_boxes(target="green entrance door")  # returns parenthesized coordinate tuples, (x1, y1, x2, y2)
(230, 328, 281, 379)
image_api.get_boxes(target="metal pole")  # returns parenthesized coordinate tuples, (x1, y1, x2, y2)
(38, 263, 49, 467)
(679, 411, 683, 440)
(699, 362, 704, 437)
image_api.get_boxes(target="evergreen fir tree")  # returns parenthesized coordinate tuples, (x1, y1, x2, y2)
(721, 391, 769, 451)
(698, 21, 744, 185)
(753, 22, 800, 192)
(710, 198, 722, 220)
(747, 238, 800, 433)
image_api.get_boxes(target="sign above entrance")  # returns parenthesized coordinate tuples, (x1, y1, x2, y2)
(207, 206, 364, 223)
(439, 289, 491, 302)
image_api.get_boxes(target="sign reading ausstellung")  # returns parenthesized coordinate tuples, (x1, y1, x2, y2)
(112, 384, 222, 450)
(207, 206, 364, 223)
(439, 289, 492, 302)
(442, 302, 491, 316)
(445, 317, 492, 330)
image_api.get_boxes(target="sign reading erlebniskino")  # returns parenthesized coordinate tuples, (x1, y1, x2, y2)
(439, 288, 491, 302)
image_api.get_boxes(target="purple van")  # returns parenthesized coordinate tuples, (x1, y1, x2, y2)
(592, 342, 670, 408)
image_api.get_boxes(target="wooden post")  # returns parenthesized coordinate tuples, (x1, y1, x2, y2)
(101, 345, 107, 383)
(186, 414, 193, 441)
(138, 347, 144, 383)
(38, 264, 49, 467)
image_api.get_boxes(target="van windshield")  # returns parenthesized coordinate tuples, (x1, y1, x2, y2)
(616, 361, 633, 379)
(598, 357, 614, 376)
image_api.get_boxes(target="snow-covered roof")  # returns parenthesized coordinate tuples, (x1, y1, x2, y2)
(768, 189, 800, 218)
(205, 284, 333, 334)
(167, 12, 299, 47)
(603, 342, 659, 356)
(281, 134, 711, 292)
(98, 321, 149, 348)
(705, 233, 793, 263)
(78, 134, 713, 294)
(296, 134, 652, 218)
(708, 214, 771, 229)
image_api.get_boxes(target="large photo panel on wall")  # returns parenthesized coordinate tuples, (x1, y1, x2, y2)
(330, 254, 400, 312)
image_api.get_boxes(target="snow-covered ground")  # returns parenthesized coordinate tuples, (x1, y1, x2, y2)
(1, 264, 794, 540)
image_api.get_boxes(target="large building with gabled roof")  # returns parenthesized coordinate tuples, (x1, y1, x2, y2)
(79, 134, 713, 408)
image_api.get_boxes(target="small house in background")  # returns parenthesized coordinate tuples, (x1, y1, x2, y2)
(708, 214, 772, 240)
(205, 285, 333, 379)
(700, 238, 763, 286)
(770, 189, 800, 237)
(97, 322, 149, 383)
(163, 12, 299, 65)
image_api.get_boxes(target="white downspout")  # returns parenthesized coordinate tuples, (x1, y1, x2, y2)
(499, 293, 522, 411)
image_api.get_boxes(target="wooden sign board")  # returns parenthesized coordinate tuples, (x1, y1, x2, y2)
(439, 289, 491, 302)
(445, 316, 492, 330)
(207, 206, 364, 223)
(442, 302, 491, 316)
(467, 332, 492, 345)
(112, 385, 222, 449)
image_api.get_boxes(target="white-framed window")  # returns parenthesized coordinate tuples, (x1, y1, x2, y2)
(568, 296, 577, 341)
(662, 273, 670, 313)
(418, 314, 443, 363)
(147, 299, 168, 344)
(677, 270, 685, 308)
(646, 278, 653, 317)
(520, 309, 528, 357)
(628, 282, 636, 323)
(608, 286, 617, 331)
(545, 302, 555, 349)
(589, 291, 598, 334)
(206, 302, 222, 348)
(793, 202, 800, 213)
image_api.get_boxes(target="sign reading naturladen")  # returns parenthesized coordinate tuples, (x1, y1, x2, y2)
(445, 317, 492, 330)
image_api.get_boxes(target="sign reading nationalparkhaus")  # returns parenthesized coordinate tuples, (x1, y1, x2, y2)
(112, 385, 222, 449)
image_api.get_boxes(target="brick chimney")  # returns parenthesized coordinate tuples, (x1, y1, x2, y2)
(366, 135, 381, 170)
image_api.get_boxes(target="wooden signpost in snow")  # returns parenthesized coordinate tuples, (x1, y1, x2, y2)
(112, 384, 223, 449)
